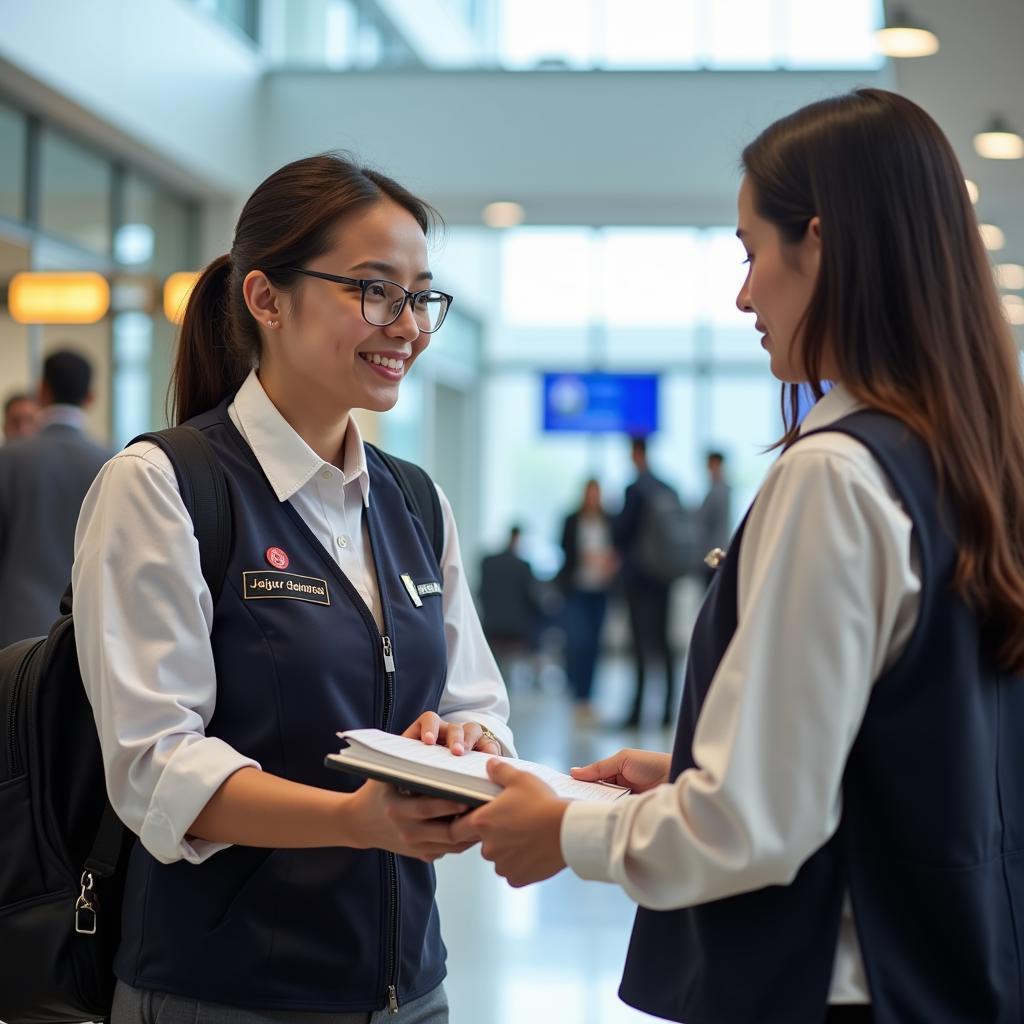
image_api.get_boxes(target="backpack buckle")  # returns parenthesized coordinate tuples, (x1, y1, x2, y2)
(75, 871, 98, 935)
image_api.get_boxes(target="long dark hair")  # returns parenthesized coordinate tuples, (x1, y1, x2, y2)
(171, 153, 437, 424)
(743, 88, 1024, 672)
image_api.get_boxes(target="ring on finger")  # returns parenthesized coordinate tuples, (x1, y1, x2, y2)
(477, 725, 500, 750)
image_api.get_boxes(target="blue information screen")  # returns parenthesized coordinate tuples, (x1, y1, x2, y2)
(542, 372, 659, 434)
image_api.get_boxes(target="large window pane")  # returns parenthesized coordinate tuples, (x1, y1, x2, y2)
(0, 101, 26, 222)
(782, 0, 884, 68)
(705, 0, 777, 68)
(119, 173, 192, 275)
(39, 129, 112, 254)
(502, 229, 594, 326)
(500, 0, 592, 68)
(602, 0, 699, 68)
(707, 375, 781, 522)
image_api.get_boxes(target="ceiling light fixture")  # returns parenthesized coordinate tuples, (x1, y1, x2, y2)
(979, 224, 1006, 251)
(996, 264, 1024, 291)
(974, 117, 1024, 160)
(1002, 295, 1024, 326)
(964, 179, 979, 204)
(163, 271, 200, 324)
(8, 272, 110, 324)
(483, 201, 526, 228)
(874, 9, 939, 58)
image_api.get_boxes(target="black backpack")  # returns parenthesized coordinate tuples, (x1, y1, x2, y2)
(632, 480, 700, 584)
(0, 427, 441, 1024)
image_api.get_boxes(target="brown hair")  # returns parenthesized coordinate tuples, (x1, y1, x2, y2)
(743, 88, 1024, 672)
(170, 153, 437, 424)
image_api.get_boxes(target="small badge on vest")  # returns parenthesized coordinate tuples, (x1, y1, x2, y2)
(265, 546, 290, 570)
(401, 573, 443, 608)
(243, 570, 330, 605)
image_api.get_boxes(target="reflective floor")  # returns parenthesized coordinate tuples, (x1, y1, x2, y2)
(436, 655, 677, 1024)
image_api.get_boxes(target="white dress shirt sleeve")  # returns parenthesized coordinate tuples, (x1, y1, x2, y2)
(432, 484, 517, 758)
(72, 444, 260, 866)
(561, 439, 918, 908)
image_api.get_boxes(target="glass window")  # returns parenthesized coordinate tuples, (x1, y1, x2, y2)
(704, 0, 778, 68)
(782, 0, 883, 68)
(706, 375, 781, 521)
(0, 101, 26, 222)
(39, 129, 112, 254)
(112, 312, 153, 448)
(191, 0, 260, 44)
(602, 0, 699, 68)
(502, 229, 594, 327)
(500, 0, 592, 69)
(119, 173, 192, 276)
(697, 229, 762, 363)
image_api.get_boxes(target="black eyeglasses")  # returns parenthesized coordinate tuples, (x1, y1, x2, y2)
(286, 267, 453, 333)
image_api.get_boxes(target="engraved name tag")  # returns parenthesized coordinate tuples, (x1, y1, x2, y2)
(243, 571, 330, 605)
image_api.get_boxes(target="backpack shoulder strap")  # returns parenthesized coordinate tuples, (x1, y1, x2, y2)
(366, 444, 444, 568)
(130, 427, 232, 604)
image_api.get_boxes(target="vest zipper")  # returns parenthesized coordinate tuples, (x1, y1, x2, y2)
(380, 633, 401, 1013)
(6, 639, 44, 777)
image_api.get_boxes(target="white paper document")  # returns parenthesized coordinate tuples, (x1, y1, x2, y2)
(325, 728, 629, 807)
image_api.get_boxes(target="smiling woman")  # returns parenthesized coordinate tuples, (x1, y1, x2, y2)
(70, 153, 516, 1024)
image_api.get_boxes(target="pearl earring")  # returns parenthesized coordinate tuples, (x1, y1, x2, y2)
(267, 319, 279, 328)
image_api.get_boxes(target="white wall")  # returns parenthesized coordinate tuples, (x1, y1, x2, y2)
(262, 68, 892, 226)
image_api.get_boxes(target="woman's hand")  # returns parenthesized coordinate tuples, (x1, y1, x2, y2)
(403, 711, 502, 757)
(342, 780, 475, 862)
(450, 760, 568, 887)
(569, 749, 671, 793)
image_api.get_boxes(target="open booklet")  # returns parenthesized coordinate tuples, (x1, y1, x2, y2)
(325, 728, 629, 808)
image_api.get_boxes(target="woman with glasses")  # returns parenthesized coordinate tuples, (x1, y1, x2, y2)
(73, 153, 513, 1023)
(452, 89, 1024, 1023)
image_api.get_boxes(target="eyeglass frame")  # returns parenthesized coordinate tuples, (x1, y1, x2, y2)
(284, 267, 454, 333)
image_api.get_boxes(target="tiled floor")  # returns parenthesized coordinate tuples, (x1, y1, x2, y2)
(436, 655, 678, 1024)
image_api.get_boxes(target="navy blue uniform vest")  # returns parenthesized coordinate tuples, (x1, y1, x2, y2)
(114, 402, 450, 1012)
(619, 411, 1024, 1023)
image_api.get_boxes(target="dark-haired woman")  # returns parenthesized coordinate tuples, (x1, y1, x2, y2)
(557, 478, 617, 723)
(451, 88, 1024, 1023)
(73, 154, 514, 1023)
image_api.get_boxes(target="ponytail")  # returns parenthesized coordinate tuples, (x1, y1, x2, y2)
(170, 254, 255, 425)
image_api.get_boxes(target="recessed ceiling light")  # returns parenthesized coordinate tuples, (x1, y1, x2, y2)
(964, 180, 979, 204)
(974, 117, 1024, 160)
(996, 264, 1024, 291)
(979, 224, 1006, 251)
(483, 202, 525, 228)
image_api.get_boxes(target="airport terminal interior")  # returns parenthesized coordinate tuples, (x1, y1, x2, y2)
(2, 1, 1023, 1021)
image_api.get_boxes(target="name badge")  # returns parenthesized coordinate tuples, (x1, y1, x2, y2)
(243, 571, 330, 606)
(401, 573, 443, 608)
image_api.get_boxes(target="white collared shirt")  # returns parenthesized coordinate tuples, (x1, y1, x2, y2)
(37, 403, 90, 431)
(73, 369, 514, 866)
(560, 383, 922, 1003)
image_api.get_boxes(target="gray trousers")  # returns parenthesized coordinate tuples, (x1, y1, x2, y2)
(111, 980, 448, 1024)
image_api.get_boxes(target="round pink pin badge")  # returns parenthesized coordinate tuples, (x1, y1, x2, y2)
(265, 547, 290, 570)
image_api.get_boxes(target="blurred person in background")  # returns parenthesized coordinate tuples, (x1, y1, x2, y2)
(0, 349, 109, 645)
(695, 450, 732, 585)
(479, 524, 544, 685)
(452, 88, 1024, 1024)
(557, 478, 617, 724)
(612, 436, 680, 728)
(2, 391, 39, 442)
